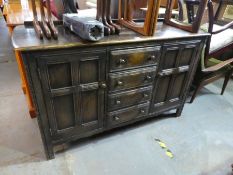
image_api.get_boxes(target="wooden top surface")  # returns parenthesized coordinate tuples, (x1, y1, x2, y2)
(3, 0, 56, 27)
(12, 22, 209, 51)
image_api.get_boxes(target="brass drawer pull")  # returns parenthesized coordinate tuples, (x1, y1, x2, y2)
(115, 100, 121, 105)
(99, 82, 107, 89)
(148, 55, 156, 61)
(143, 93, 149, 98)
(118, 58, 126, 65)
(114, 116, 120, 121)
(117, 80, 124, 86)
(140, 109, 145, 114)
(145, 75, 152, 81)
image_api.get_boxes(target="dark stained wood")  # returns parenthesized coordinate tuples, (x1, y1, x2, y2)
(12, 22, 208, 51)
(14, 23, 208, 159)
(37, 51, 106, 139)
(109, 66, 156, 92)
(151, 40, 201, 113)
(108, 102, 150, 127)
(108, 86, 153, 111)
(110, 46, 160, 71)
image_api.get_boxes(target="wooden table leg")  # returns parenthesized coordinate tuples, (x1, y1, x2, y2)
(15, 51, 36, 118)
(8, 26, 26, 94)
(7, 26, 14, 34)
(7, 26, 36, 118)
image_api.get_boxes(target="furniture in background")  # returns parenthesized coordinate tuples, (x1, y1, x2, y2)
(118, 0, 161, 36)
(190, 0, 233, 103)
(79, 0, 179, 22)
(213, 0, 233, 25)
(165, 0, 208, 32)
(2, 0, 37, 118)
(31, 0, 58, 39)
(96, 0, 121, 35)
(183, 0, 200, 23)
(140, 0, 179, 19)
(12, 22, 208, 159)
(3, 0, 57, 118)
(3, 0, 35, 33)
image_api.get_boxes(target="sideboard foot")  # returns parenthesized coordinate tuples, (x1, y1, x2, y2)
(176, 108, 183, 117)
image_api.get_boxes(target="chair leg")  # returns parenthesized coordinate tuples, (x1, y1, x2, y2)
(190, 82, 204, 103)
(221, 72, 232, 95)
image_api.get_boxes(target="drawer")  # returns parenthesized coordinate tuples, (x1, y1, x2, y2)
(109, 66, 156, 92)
(107, 102, 150, 126)
(108, 86, 152, 111)
(110, 46, 161, 71)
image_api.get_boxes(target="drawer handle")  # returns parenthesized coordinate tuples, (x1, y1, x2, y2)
(118, 58, 126, 65)
(117, 80, 124, 86)
(143, 93, 149, 98)
(145, 75, 152, 81)
(99, 82, 107, 89)
(140, 109, 146, 114)
(114, 116, 120, 121)
(115, 100, 121, 105)
(148, 55, 156, 61)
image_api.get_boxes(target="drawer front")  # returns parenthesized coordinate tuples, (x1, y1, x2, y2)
(108, 86, 152, 111)
(110, 46, 161, 71)
(107, 103, 149, 126)
(109, 66, 156, 92)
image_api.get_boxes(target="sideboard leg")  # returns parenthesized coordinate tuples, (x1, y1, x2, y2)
(44, 144, 55, 160)
(176, 107, 183, 117)
(47, 152, 55, 160)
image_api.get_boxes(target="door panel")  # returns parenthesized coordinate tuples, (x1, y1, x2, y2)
(170, 73, 186, 99)
(80, 90, 99, 124)
(150, 41, 201, 114)
(161, 48, 179, 70)
(47, 63, 72, 89)
(38, 51, 106, 138)
(80, 59, 99, 84)
(53, 94, 75, 130)
(153, 76, 171, 106)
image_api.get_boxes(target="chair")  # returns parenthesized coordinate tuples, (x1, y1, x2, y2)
(165, 0, 208, 32)
(190, 0, 233, 103)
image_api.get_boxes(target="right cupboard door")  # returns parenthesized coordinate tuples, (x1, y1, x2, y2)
(150, 40, 202, 114)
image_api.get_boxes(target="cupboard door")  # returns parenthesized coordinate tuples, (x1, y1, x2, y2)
(37, 52, 106, 138)
(150, 41, 201, 114)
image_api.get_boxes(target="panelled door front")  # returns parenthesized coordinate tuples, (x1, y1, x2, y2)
(150, 40, 201, 114)
(37, 51, 106, 140)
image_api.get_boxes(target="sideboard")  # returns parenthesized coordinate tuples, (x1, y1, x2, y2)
(12, 22, 209, 159)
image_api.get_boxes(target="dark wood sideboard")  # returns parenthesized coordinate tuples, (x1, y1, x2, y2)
(12, 22, 209, 159)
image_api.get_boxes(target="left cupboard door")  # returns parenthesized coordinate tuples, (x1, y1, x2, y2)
(37, 52, 106, 140)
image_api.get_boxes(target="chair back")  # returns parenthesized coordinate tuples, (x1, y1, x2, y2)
(204, 0, 233, 66)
